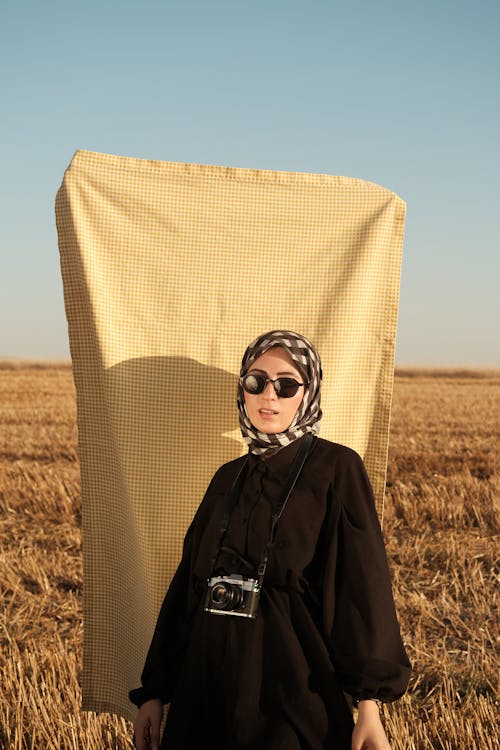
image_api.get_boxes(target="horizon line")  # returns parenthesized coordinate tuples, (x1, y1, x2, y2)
(1, 357, 499, 376)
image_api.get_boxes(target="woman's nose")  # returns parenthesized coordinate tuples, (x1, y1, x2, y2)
(263, 380, 278, 399)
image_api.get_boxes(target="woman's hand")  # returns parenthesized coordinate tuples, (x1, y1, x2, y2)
(351, 700, 391, 750)
(133, 698, 163, 750)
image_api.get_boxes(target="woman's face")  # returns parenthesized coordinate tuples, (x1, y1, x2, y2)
(243, 347, 306, 434)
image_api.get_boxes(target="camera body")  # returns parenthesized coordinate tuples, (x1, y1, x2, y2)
(204, 574, 260, 619)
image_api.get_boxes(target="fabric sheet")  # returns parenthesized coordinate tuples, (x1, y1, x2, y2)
(55, 149, 406, 719)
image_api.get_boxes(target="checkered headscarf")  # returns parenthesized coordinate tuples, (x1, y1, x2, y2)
(237, 330, 322, 456)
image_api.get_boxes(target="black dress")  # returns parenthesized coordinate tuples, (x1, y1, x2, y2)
(129, 436, 411, 749)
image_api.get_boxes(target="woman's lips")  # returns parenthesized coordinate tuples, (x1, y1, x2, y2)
(259, 408, 279, 418)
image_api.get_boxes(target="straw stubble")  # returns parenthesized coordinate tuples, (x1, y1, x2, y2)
(0, 365, 498, 749)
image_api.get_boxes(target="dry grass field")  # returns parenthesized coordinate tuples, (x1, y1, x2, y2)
(0, 363, 498, 749)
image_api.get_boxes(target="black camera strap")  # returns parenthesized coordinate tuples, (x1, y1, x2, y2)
(207, 456, 249, 576)
(257, 432, 314, 587)
(209, 432, 315, 583)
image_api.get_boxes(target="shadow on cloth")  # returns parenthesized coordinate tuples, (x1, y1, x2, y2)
(103, 355, 243, 566)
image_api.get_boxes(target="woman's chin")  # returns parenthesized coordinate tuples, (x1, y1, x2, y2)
(252, 417, 291, 434)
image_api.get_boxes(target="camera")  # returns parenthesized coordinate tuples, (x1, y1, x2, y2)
(204, 575, 260, 619)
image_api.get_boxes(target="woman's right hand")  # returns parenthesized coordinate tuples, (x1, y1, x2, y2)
(133, 698, 163, 750)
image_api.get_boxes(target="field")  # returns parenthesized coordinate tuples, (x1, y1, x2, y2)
(0, 363, 498, 749)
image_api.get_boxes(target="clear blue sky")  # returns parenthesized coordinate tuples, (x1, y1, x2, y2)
(1, 0, 498, 365)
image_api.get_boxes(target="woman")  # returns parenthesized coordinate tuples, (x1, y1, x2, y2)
(130, 330, 411, 750)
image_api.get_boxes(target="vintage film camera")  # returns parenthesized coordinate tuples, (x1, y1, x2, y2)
(204, 574, 260, 619)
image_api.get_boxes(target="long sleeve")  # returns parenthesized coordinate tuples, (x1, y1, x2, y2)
(324, 447, 411, 703)
(128, 458, 245, 708)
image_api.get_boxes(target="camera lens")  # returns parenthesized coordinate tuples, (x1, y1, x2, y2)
(209, 581, 244, 610)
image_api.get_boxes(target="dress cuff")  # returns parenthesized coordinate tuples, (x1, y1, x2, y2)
(128, 686, 165, 708)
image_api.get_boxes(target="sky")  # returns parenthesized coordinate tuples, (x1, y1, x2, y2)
(1, 0, 499, 366)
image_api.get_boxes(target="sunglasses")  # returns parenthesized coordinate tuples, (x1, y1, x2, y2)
(241, 373, 308, 398)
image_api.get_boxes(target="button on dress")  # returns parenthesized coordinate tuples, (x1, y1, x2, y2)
(129, 436, 411, 749)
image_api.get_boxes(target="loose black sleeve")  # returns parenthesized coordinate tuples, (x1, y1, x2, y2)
(128, 465, 225, 708)
(325, 448, 411, 703)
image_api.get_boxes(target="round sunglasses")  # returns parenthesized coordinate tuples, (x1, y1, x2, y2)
(241, 373, 308, 399)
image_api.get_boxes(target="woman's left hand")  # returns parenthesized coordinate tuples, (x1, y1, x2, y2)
(351, 700, 391, 750)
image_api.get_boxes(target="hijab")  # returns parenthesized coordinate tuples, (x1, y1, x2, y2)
(237, 330, 322, 456)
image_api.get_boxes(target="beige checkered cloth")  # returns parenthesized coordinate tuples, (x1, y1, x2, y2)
(55, 149, 405, 720)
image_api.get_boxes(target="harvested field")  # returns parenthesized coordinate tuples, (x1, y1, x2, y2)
(0, 363, 498, 749)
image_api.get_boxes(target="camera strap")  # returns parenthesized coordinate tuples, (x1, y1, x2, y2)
(209, 432, 315, 583)
(257, 432, 314, 587)
(207, 456, 249, 575)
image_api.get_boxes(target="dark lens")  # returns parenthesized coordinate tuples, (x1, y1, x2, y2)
(210, 582, 231, 608)
(275, 378, 300, 398)
(243, 373, 265, 394)
(210, 582, 244, 611)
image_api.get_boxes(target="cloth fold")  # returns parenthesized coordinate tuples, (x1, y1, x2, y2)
(55, 150, 405, 718)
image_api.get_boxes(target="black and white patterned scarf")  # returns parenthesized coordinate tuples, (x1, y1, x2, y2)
(237, 330, 323, 456)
